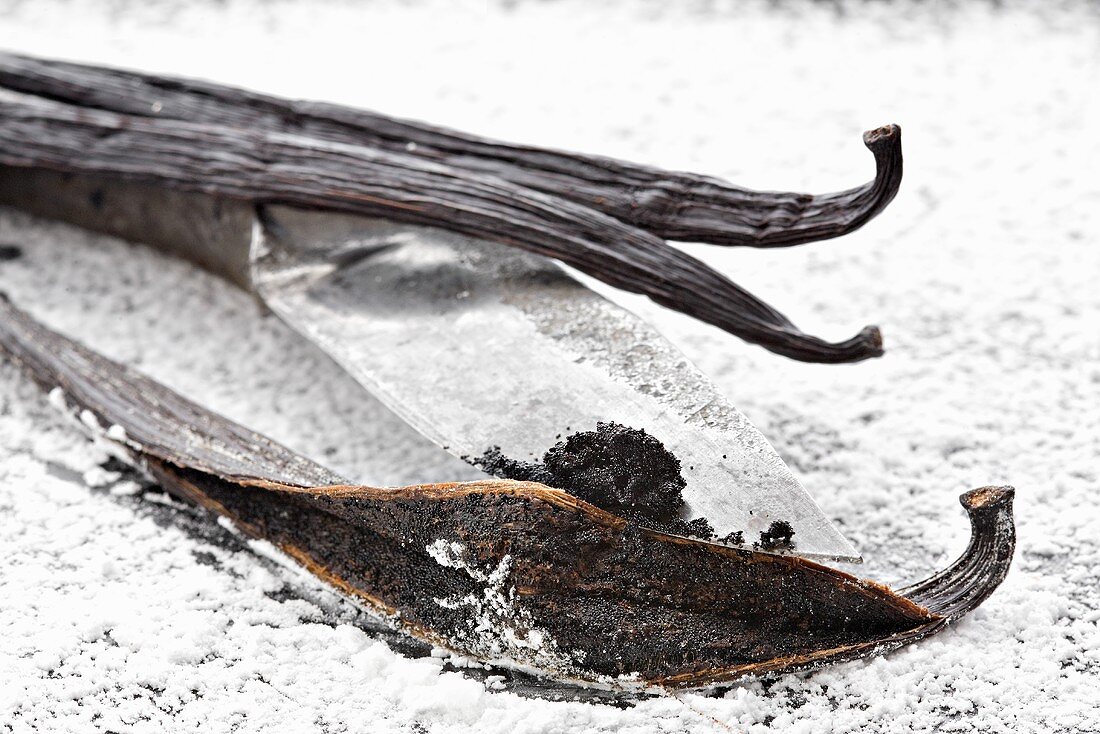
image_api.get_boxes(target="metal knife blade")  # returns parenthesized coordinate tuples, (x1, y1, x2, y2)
(250, 205, 860, 562)
(0, 168, 860, 562)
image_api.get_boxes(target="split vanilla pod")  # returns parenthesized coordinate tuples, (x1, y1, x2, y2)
(0, 295, 1015, 690)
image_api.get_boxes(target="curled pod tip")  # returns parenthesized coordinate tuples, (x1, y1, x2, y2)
(900, 485, 1016, 621)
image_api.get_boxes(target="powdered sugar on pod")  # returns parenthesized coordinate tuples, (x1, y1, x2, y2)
(46, 385, 67, 413)
(426, 540, 601, 683)
(79, 408, 100, 432)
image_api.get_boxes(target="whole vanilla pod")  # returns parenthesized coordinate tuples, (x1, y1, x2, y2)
(0, 52, 902, 249)
(0, 99, 882, 363)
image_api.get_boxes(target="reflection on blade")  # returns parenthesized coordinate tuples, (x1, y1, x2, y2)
(251, 205, 861, 562)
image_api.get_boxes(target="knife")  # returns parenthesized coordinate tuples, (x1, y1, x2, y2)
(0, 166, 860, 562)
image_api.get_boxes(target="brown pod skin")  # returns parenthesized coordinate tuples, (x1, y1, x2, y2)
(0, 52, 902, 249)
(0, 294, 1015, 691)
(0, 101, 882, 364)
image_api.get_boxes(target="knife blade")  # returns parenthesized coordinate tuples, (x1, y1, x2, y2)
(0, 168, 860, 562)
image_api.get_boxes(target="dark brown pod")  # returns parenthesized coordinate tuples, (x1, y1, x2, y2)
(0, 294, 1014, 691)
(0, 100, 881, 364)
(0, 52, 902, 249)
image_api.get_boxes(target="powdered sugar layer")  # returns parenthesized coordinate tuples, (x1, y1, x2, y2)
(426, 541, 589, 678)
(1, 1, 1099, 732)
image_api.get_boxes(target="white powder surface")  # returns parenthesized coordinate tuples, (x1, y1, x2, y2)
(1, 1, 1098, 732)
